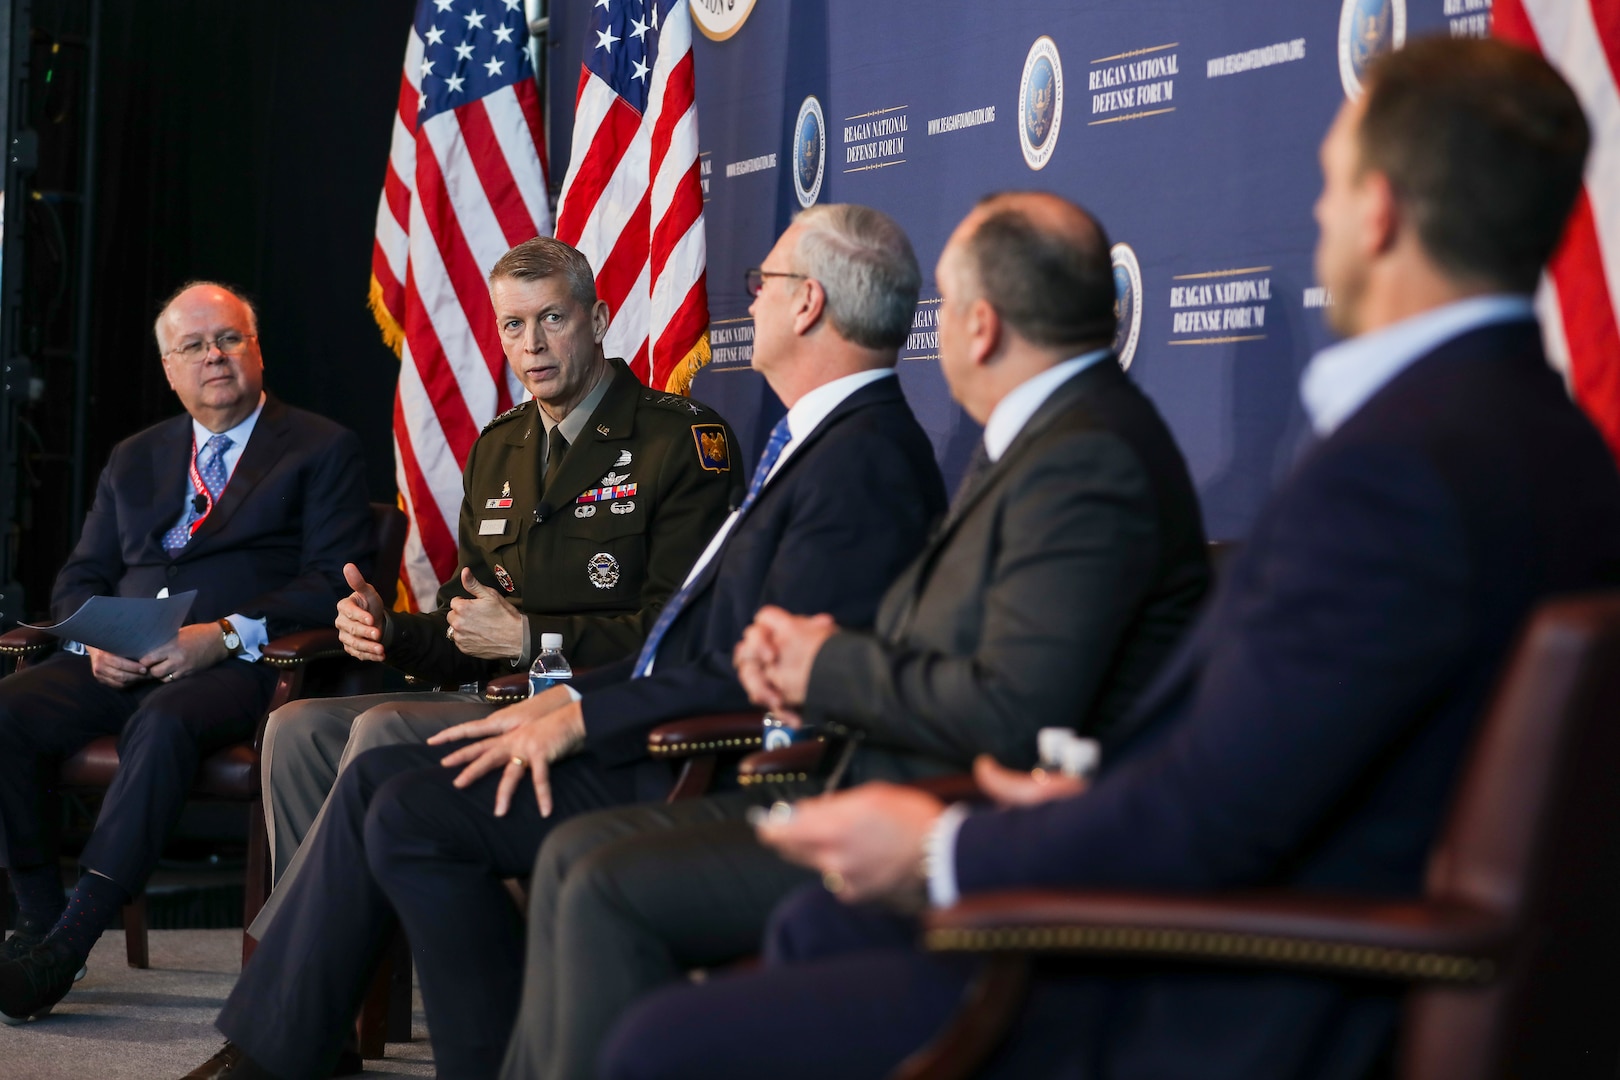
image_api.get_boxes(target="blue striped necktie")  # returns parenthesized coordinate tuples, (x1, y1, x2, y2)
(630, 416, 793, 678)
(163, 434, 232, 554)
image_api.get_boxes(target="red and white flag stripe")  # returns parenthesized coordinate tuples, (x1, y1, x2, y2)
(1497, 0, 1620, 461)
(371, 15, 552, 611)
(555, 1, 709, 394)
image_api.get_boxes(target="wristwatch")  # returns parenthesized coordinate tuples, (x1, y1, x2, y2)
(219, 618, 244, 656)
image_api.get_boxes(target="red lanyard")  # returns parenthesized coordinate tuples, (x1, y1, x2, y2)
(186, 436, 217, 537)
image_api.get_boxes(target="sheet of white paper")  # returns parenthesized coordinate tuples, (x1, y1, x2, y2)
(25, 591, 198, 658)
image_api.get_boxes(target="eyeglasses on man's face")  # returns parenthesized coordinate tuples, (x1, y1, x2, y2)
(166, 332, 257, 365)
(744, 267, 809, 298)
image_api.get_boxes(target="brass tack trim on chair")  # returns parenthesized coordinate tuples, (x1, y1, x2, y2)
(924, 925, 1495, 983)
(739, 771, 810, 786)
(0, 645, 51, 656)
(647, 736, 764, 756)
(260, 649, 346, 668)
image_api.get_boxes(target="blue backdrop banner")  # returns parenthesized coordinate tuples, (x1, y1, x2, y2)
(568, 0, 1490, 539)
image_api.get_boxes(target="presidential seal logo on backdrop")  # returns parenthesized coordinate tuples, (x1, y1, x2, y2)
(1019, 36, 1064, 171)
(793, 95, 826, 208)
(1111, 243, 1143, 371)
(1338, 0, 1406, 99)
(689, 0, 756, 41)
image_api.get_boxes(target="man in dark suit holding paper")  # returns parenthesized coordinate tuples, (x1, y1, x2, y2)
(0, 282, 373, 1025)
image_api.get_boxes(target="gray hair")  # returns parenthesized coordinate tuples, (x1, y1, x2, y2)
(154, 281, 260, 354)
(791, 204, 920, 350)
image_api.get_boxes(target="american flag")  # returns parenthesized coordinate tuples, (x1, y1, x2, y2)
(556, 0, 710, 395)
(370, 0, 553, 612)
(1497, 0, 1620, 461)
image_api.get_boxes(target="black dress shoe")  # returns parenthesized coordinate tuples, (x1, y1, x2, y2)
(0, 923, 46, 962)
(2, 921, 87, 982)
(0, 940, 82, 1025)
(179, 1041, 364, 1079)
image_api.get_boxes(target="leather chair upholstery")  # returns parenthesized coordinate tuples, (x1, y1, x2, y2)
(894, 590, 1620, 1080)
(646, 710, 767, 800)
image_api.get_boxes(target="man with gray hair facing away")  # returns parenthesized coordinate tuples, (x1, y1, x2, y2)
(182, 204, 946, 1080)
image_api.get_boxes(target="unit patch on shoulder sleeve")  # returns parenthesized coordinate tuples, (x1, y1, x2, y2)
(692, 424, 731, 472)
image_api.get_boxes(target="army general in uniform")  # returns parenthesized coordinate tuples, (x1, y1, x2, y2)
(253, 238, 736, 924)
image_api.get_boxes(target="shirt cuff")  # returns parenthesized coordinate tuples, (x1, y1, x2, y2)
(564, 684, 583, 703)
(63, 640, 85, 655)
(226, 615, 269, 662)
(924, 802, 973, 909)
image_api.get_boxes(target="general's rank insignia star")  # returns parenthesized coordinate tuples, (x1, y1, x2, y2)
(493, 564, 516, 593)
(692, 424, 731, 472)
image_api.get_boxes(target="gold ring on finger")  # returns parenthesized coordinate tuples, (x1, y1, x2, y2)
(509, 756, 528, 770)
(821, 870, 846, 895)
(445, 626, 456, 640)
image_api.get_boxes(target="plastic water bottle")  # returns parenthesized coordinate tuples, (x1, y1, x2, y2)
(528, 633, 573, 697)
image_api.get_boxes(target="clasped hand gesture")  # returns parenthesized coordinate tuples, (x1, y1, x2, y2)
(428, 684, 584, 818)
(732, 605, 840, 711)
(756, 755, 1090, 905)
(87, 623, 229, 689)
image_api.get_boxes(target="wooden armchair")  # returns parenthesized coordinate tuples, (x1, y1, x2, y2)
(0, 502, 408, 969)
(893, 591, 1620, 1080)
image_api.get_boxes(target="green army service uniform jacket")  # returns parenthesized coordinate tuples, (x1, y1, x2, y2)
(385, 358, 739, 684)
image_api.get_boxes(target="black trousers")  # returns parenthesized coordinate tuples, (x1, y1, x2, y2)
(499, 786, 818, 1080)
(217, 740, 639, 1080)
(0, 651, 275, 892)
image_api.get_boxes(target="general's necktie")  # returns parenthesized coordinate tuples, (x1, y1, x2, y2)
(542, 426, 570, 497)
(630, 416, 793, 678)
(163, 434, 232, 554)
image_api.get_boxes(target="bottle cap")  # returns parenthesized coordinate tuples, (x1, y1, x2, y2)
(1036, 727, 1101, 779)
(1058, 739, 1100, 779)
(540, 633, 564, 651)
(1037, 727, 1078, 767)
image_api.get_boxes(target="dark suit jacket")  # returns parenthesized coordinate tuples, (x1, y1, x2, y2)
(53, 394, 375, 639)
(573, 374, 947, 798)
(952, 322, 1620, 1078)
(806, 358, 1209, 778)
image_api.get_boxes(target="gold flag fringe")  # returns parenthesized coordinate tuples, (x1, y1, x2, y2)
(663, 330, 712, 395)
(369, 274, 406, 359)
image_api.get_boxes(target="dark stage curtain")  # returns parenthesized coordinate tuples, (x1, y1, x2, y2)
(87, 0, 415, 506)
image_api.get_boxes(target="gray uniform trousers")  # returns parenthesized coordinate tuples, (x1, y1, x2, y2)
(500, 781, 818, 1080)
(250, 689, 494, 938)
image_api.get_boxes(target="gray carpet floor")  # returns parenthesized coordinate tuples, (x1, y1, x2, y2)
(0, 929, 436, 1079)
